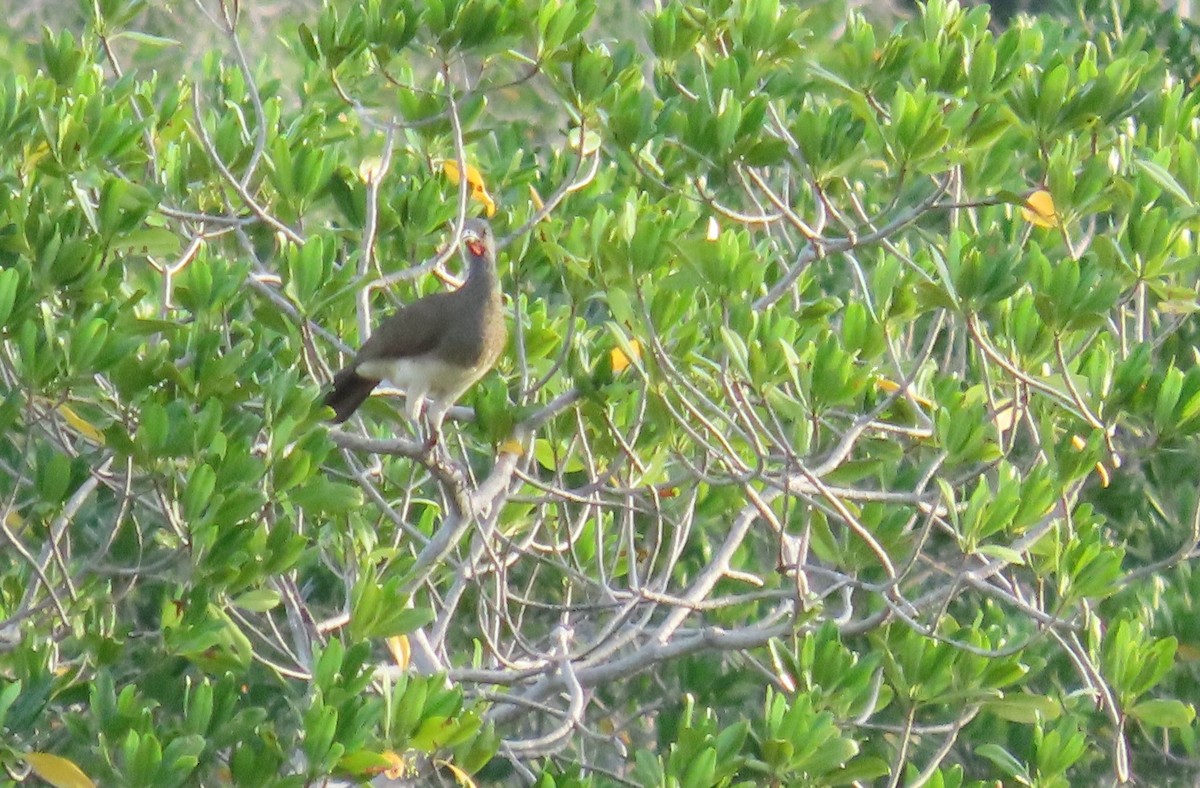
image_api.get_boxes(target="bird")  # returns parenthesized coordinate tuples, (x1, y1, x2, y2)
(323, 218, 506, 447)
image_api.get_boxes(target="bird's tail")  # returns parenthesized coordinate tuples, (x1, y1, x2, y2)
(323, 367, 378, 423)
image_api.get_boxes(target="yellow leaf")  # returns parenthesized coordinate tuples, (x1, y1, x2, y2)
(440, 159, 497, 217)
(382, 751, 409, 779)
(993, 399, 1019, 433)
(56, 404, 106, 445)
(435, 759, 478, 788)
(875, 377, 934, 409)
(611, 340, 642, 374)
(22, 142, 51, 178)
(4, 509, 23, 529)
(1021, 189, 1059, 228)
(528, 184, 545, 212)
(473, 190, 496, 218)
(25, 753, 96, 788)
(498, 437, 525, 456)
(385, 635, 410, 671)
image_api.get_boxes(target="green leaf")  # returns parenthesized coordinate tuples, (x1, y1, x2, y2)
(354, 599, 435, 641)
(298, 23, 321, 62)
(974, 744, 1031, 783)
(1129, 699, 1196, 729)
(1136, 158, 1194, 207)
(1036, 63, 1069, 130)
(232, 589, 281, 613)
(411, 715, 455, 750)
(827, 756, 891, 784)
(109, 228, 182, 256)
(182, 464, 217, 521)
(0, 682, 22, 729)
(70, 316, 109, 371)
(337, 749, 393, 776)
(533, 438, 585, 474)
(289, 477, 363, 514)
(37, 452, 72, 504)
(680, 747, 717, 788)
(0, 268, 20, 328)
(110, 30, 181, 48)
(985, 694, 1061, 723)
(742, 137, 789, 167)
(974, 543, 1025, 565)
(1156, 366, 1184, 432)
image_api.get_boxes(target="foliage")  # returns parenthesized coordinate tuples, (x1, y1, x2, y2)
(1, 0, 1200, 784)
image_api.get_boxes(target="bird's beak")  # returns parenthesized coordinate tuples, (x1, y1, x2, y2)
(465, 237, 486, 257)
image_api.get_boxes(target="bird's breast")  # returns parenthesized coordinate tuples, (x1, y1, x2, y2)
(356, 355, 487, 396)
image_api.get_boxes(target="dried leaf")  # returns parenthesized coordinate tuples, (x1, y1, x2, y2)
(25, 753, 95, 788)
(497, 437, 525, 456)
(1021, 189, 1059, 228)
(611, 340, 642, 374)
(440, 159, 497, 217)
(434, 759, 478, 788)
(383, 751, 409, 780)
(385, 635, 410, 670)
(993, 400, 1019, 433)
(875, 377, 934, 408)
(57, 404, 106, 445)
(528, 184, 545, 212)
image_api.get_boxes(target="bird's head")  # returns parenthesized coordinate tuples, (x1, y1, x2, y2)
(461, 218, 495, 261)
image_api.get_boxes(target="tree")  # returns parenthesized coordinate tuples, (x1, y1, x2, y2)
(2, 0, 1200, 784)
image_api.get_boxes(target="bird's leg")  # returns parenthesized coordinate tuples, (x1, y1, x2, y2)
(422, 401, 449, 454)
(420, 418, 439, 452)
(405, 390, 433, 447)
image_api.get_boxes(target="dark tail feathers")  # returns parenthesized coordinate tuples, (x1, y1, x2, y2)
(323, 367, 379, 423)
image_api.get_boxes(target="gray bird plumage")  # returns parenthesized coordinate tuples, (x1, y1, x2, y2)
(324, 219, 506, 441)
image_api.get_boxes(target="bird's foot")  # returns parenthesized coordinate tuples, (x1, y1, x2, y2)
(421, 430, 440, 454)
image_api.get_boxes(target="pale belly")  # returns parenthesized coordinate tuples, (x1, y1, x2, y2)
(356, 356, 483, 397)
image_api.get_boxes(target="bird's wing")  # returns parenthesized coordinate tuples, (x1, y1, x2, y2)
(353, 292, 453, 368)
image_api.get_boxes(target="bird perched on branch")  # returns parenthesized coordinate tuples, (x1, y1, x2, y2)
(323, 218, 506, 448)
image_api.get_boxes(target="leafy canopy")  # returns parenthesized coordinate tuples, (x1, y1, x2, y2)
(1, 0, 1200, 784)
